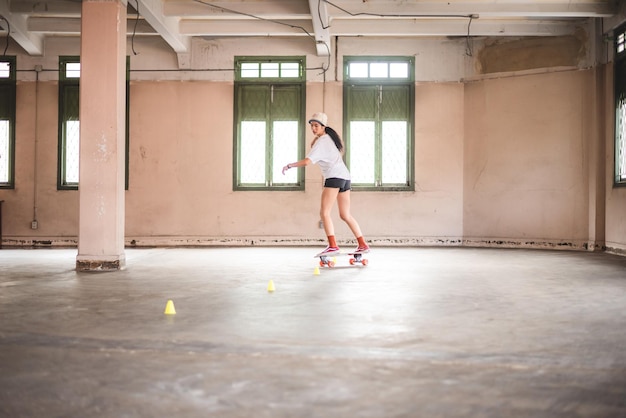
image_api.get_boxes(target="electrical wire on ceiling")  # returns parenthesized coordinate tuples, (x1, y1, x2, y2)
(466, 15, 475, 56)
(0, 16, 10, 56)
(164, 0, 479, 72)
(320, 0, 477, 56)
(191, 0, 316, 39)
(322, 0, 475, 20)
(191, 0, 330, 73)
(131, 0, 140, 55)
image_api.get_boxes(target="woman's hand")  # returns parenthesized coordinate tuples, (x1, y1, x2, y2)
(282, 163, 292, 175)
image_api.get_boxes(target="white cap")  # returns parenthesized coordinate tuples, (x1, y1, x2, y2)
(308, 112, 328, 126)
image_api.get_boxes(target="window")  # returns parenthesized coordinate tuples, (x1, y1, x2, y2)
(343, 57, 415, 191)
(57, 57, 130, 190)
(0, 57, 16, 189)
(615, 24, 626, 186)
(233, 57, 306, 190)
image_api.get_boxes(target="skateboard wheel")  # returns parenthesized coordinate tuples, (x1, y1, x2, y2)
(362, 259, 369, 266)
(349, 258, 355, 265)
(319, 260, 326, 267)
(328, 260, 336, 268)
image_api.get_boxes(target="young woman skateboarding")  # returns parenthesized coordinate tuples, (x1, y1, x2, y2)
(282, 112, 370, 256)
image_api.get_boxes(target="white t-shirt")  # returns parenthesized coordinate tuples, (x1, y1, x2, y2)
(306, 134, 351, 180)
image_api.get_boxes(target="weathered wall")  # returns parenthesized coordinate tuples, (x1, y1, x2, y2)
(1, 29, 624, 252)
(476, 33, 588, 74)
(463, 70, 593, 249)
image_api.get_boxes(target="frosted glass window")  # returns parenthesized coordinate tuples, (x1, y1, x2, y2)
(390, 63, 409, 78)
(280, 63, 299, 78)
(370, 63, 388, 78)
(261, 63, 279, 78)
(349, 121, 376, 184)
(240, 121, 266, 184)
(349, 63, 368, 78)
(66, 62, 81, 78)
(0, 120, 8, 183)
(273, 121, 299, 183)
(241, 63, 259, 78)
(382, 121, 407, 183)
(64, 121, 80, 183)
(0, 62, 9, 78)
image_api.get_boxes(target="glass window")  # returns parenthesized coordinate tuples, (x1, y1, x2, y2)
(234, 57, 305, 190)
(58, 57, 81, 189)
(0, 56, 16, 189)
(344, 57, 414, 191)
(615, 24, 626, 186)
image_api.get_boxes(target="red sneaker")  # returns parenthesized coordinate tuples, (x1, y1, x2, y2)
(353, 244, 370, 254)
(318, 246, 340, 256)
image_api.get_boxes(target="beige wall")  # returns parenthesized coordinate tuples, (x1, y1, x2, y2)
(1, 33, 626, 253)
(464, 70, 592, 249)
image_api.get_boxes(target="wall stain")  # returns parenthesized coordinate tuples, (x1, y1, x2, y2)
(477, 30, 587, 74)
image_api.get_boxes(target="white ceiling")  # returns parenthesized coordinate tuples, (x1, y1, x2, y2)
(0, 0, 618, 56)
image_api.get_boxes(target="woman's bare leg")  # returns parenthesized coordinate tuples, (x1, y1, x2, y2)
(320, 187, 340, 238)
(337, 190, 363, 238)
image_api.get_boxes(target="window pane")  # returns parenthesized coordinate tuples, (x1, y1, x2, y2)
(0, 62, 9, 79)
(0, 120, 8, 183)
(241, 63, 259, 78)
(65, 120, 80, 183)
(617, 95, 626, 181)
(66, 62, 81, 78)
(381, 121, 407, 183)
(390, 62, 409, 79)
(272, 121, 298, 183)
(349, 62, 368, 78)
(240, 121, 266, 183)
(349, 121, 376, 184)
(280, 63, 299, 78)
(260, 63, 279, 78)
(370, 63, 388, 78)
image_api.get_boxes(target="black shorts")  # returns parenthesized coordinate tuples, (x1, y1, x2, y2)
(324, 177, 352, 193)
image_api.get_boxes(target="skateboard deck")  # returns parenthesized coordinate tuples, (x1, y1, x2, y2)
(314, 251, 369, 267)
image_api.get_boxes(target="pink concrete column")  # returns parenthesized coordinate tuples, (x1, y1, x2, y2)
(76, 0, 127, 271)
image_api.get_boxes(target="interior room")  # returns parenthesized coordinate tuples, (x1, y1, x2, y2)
(1, 1, 625, 416)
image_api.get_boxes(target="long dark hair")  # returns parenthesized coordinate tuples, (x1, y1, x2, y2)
(324, 126, 344, 153)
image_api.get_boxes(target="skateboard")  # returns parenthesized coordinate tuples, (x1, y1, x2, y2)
(314, 251, 369, 267)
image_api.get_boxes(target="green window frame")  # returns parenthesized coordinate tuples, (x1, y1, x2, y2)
(615, 23, 626, 187)
(57, 56, 131, 190)
(0, 56, 16, 189)
(233, 57, 306, 191)
(343, 56, 415, 191)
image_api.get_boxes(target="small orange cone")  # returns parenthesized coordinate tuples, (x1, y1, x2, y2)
(267, 280, 275, 292)
(164, 299, 176, 315)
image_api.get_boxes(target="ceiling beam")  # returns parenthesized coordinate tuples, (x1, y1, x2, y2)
(163, 0, 615, 19)
(0, 0, 44, 55)
(179, 17, 583, 38)
(309, 0, 331, 56)
(28, 16, 157, 36)
(135, 0, 190, 53)
(320, 0, 615, 18)
(329, 18, 583, 37)
(163, 0, 310, 17)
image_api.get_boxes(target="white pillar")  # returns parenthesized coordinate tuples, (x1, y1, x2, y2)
(76, 0, 127, 271)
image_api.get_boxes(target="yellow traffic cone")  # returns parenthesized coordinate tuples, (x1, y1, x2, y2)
(267, 280, 275, 292)
(164, 299, 176, 315)
(313, 266, 320, 275)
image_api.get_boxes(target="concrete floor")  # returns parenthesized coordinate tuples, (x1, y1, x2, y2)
(1, 247, 625, 418)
